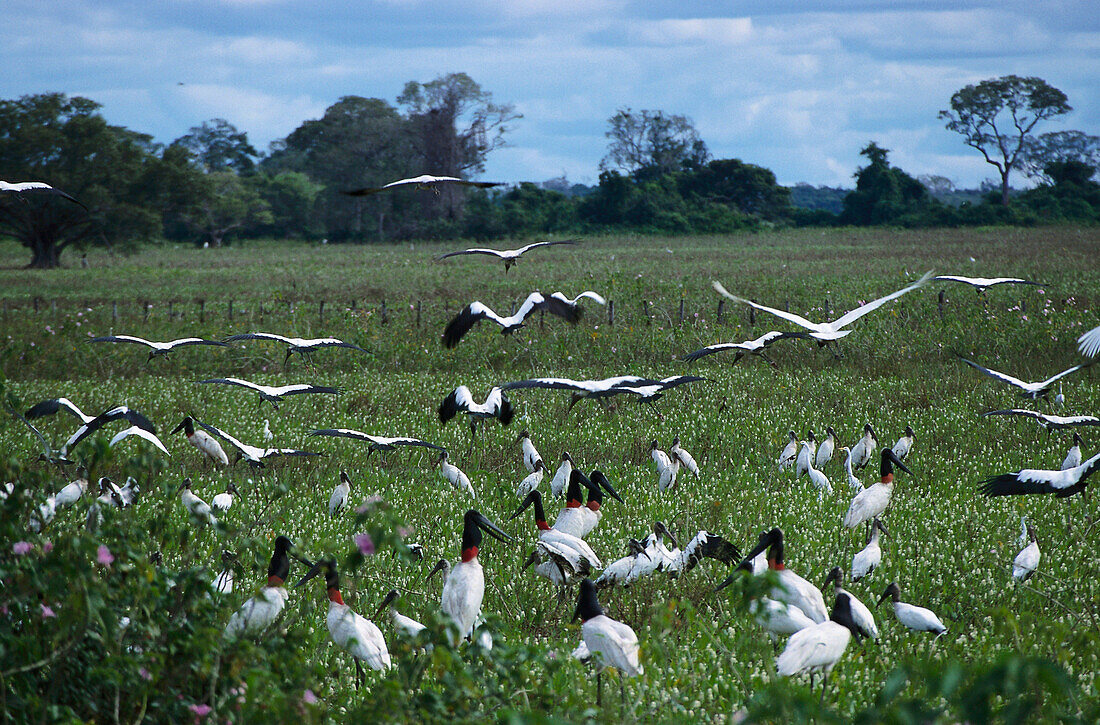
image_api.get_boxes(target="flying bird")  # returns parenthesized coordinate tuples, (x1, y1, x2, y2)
(712, 271, 932, 342)
(978, 450, 1100, 499)
(682, 331, 809, 365)
(435, 239, 578, 272)
(1078, 324, 1100, 358)
(108, 425, 170, 455)
(222, 332, 365, 365)
(196, 377, 341, 409)
(89, 335, 228, 359)
(933, 275, 1043, 292)
(441, 291, 605, 348)
(193, 418, 322, 467)
(25, 397, 95, 425)
(956, 354, 1089, 398)
(502, 374, 654, 409)
(62, 406, 158, 455)
(439, 385, 515, 433)
(980, 409, 1100, 431)
(342, 174, 502, 197)
(0, 179, 86, 208)
(308, 429, 445, 455)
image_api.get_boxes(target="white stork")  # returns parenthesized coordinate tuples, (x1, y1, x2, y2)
(196, 418, 322, 467)
(573, 578, 643, 696)
(712, 271, 933, 342)
(838, 447, 864, 492)
(981, 409, 1100, 431)
(435, 239, 578, 272)
(876, 582, 947, 636)
(891, 425, 915, 460)
(517, 429, 543, 473)
(197, 377, 341, 409)
(1062, 433, 1083, 470)
(442, 291, 605, 348)
(933, 275, 1042, 293)
(979, 449, 1100, 500)
(177, 478, 217, 526)
(549, 452, 574, 499)
(375, 590, 427, 640)
(849, 424, 878, 471)
(439, 385, 514, 434)
(212, 482, 239, 512)
(89, 335, 228, 360)
(1012, 523, 1041, 582)
(650, 440, 677, 492)
(851, 518, 888, 582)
(343, 174, 501, 197)
(777, 431, 799, 470)
(308, 428, 444, 456)
(795, 432, 817, 478)
(720, 528, 828, 624)
(670, 436, 700, 478)
(775, 591, 863, 694)
(436, 450, 475, 497)
(329, 471, 352, 516)
(815, 426, 837, 469)
(956, 354, 1089, 399)
(515, 460, 547, 498)
(222, 332, 365, 365)
(682, 331, 809, 366)
(823, 567, 878, 640)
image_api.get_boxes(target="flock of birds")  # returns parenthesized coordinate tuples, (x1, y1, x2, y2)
(6, 172, 1100, 706)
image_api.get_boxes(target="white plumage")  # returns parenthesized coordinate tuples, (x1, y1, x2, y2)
(1012, 525, 1041, 582)
(777, 431, 798, 470)
(329, 471, 352, 516)
(224, 586, 288, 638)
(438, 451, 475, 497)
(670, 436, 700, 478)
(212, 483, 238, 511)
(515, 460, 547, 498)
(574, 579, 642, 676)
(851, 519, 887, 582)
(1062, 433, 1082, 470)
(849, 424, 878, 471)
(878, 582, 947, 635)
(55, 470, 89, 508)
(173, 417, 230, 466)
(802, 442, 832, 495)
(327, 601, 391, 671)
(751, 597, 817, 638)
(839, 447, 864, 492)
(178, 479, 217, 525)
(815, 427, 836, 469)
(1079, 324, 1100, 358)
(650, 440, 678, 492)
(518, 430, 542, 473)
(549, 453, 573, 498)
(824, 568, 878, 640)
(795, 432, 817, 478)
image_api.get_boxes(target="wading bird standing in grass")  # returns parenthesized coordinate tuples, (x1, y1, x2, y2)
(376, 590, 427, 640)
(428, 509, 513, 640)
(978, 449, 1100, 500)
(650, 440, 677, 492)
(1063, 433, 1083, 470)
(682, 331, 809, 366)
(436, 450, 475, 497)
(517, 429, 542, 472)
(803, 444, 832, 495)
(594, 539, 652, 590)
(891, 425, 915, 461)
(308, 428, 445, 456)
(515, 460, 547, 498)
(843, 450, 913, 528)
(225, 536, 309, 638)
(513, 490, 603, 588)
(795, 432, 817, 478)
(823, 567, 878, 640)
(720, 528, 828, 624)
(980, 409, 1100, 431)
(439, 385, 514, 435)
(55, 467, 89, 508)
(178, 478, 217, 526)
(839, 447, 864, 492)
(1079, 324, 1100, 358)
(576, 471, 624, 539)
(550, 452, 574, 499)
(62, 406, 158, 456)
(711, 271, 933, 344)
(171, 416, 229, 466)
(441, 291, 605, 348)
(876, 582, 947, 636)
(816, 427, 837, 469)
(435, 239, 578, 272)
(573, 578, 642, 705)
(933, 275, 1043, 293)
(777, 431, 798, 470)
(212, 482, 238, 511)
(194, 418, 322, 467)
(775, 591, 863, 698)
(89, 335, 228, 360)
(670, 437, 700, 479)
(649, 521, 741, 579)
(851, 518, 887, 582)
(849, 424, 878, 471)
(297, 559, 391, 686)
(197, 377, 341, 410)
(956, 354, 1090, 399)
(1012, 524, 1041, 582)
(329, 471, 352, 516)
(342, 174, 501, 197)
(222, 332, 365, 366)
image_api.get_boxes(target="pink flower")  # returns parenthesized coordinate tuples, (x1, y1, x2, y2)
(397, 526, 412, 539)
(354, 533, 375, 556)
(189, 703, 212, 719)
(97, 545, 114, 568)
(12, 541, 32, 556)
(302, 689, 318, 705)
(41, 604, 56, 619)
(42, 541, 53, 553)
(139, 668, 152, 681)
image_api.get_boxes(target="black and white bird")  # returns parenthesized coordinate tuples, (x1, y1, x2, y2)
(981, 409, 1100, 431)
(682, 331, 809, 366)
(513, 490, 602, 586)
(1063, 433, 1083, 470)
(436, 450, 475, 497)
(0, 179, 85, 208)
(441, 291, 605, 348)
(25, 397, 95, 425)
(171, 416, 230, 466)
(843, 450, 913, 528)
(517, 429, 542, 473)
(979, 449, 1100, 499)
(212, 482, 239, 511)
(838, 447, 865, 492)
(1079, 324, 1100, 358)
(777, 431, 799, 470)
(649, 521, 741, 579)
(214, 551, 235, 595)
(850, 518, 888, 582)
(802, 442, 832, 495)
(89, 335, 228, 360)
(177, 478, 217, 526)
(62, 406, 158, 456)
(343, 174, 501, 197)
(670, 437, 700, 478)
(956, 354, 1089, 399)
(195, 418, 322, 467)
(515, 460, 547, 498)
(650, 440, 678, 492)
(823, 567, 878, 640)
(109, 425, 169, 455)
(849, 424, 878, 471)
(816, 427, 837, 469)
(552, 471, 623, 539)
(775, 590, 862, 691)
(55, 467, 90, 508)
(795, 431, 817, 478)
(431, 509, 513, 640)
(876, 582, 947, 636)
(720, 528, 828, 624)
(594, 539, 652, 590)
(549, 452, 574, 499)
(375, 590, 428, 641)
(197, 377, 341, 410)
(435, 239, 578, 272)
(97, 476, 138, 508)
(604, 375, 707, 406)
(308, 428, 444, 456)
(891, 425, 915, 461)
(329, 471, 352, 516)
(1012, 523, 1041, 582)
(573, 579, 642, 680)
(222, 332, 365, 365)
(296, 559, 391, 685)
(439, 386, 514, 433)
(225, 536, 309, 638)
(712, 271, 932, 342)
(503, 375, 655, 409)
(933, 275, 1042, 293)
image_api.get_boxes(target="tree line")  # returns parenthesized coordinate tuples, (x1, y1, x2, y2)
(1, 73, 1097, 267)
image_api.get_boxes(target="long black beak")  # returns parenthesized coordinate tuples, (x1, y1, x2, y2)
(295, 559, 325, 587)
(734, 535, 771, 572)
(375, 589, 399, 618)
(170, 418, 189, 435)
(654, 521, 679, 549)
(885, 448, 913, 477)
(522, 550, 537, 570)
(509, 491, 537, 520)
(715, 570, 739, 591)
(590, 470, 623, 503)
(476, 511, 514, 543)
(426, 559, 448, 582)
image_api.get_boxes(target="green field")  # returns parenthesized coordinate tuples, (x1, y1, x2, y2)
(2, 227, 1100, 723)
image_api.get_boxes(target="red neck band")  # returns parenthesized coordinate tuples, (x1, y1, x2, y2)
(327, 588, 344, 605)
(461, 546, 478, 563)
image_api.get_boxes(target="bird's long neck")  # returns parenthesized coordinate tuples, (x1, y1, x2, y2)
(767, 540, 785, 570)
(532, 496, 550, 530)
(327, 587, 344, 605)
(461, 546, 479, 563)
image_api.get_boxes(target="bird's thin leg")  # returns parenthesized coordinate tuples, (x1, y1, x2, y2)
(820, 672, 828, 707)
(597, 670, 603, 708)
(355, 659, 364, 690)
(809, 672, 815, 691)
(760, 352, 777, 368)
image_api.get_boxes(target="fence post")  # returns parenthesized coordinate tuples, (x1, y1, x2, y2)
(228, 300, 233, 322)
(643, 300, 651, 324)
(608, 300, 615, 326)
(824, 298, 830, 317)
(381, 299, 388, 325)
(34, 297, 40, 313)
(143, 302, 150, 322)
(112, 302, 118, 322)
(937, 290, 945, 320)
(678, 299, 685, 324)
(319, 300, 325, 324)
(749, 302, 756, 327)
(717, 299, 724, 323)
(416, 300, 422, 328)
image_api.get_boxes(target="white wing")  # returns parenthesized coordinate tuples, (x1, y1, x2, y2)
(109, 426, 169, 455)
(712, 281, 822, 331)
(1078, 324, 1100, 358)
(830, 270, 933, 329)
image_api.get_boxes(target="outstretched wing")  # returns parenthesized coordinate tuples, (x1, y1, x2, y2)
(63, 406, 157, 454)
(435, 248, 508, 261)
(1078, 324, 1100, 358)
(193, 418, 252, 456)
(109, 426, 170, 455)
(89, 335, 153, 348)
(223, 332, 293, 344)
(1038, 364, 1090, 388)
(26, 397, 90, 424)
(166, 338, 230, 349)
(442, 302, 498, 348)
(197, 377, 262, 393)
(830, 270, 933, 329)
(712, 282, 822, 331)
(979, 452, 1100, 497)
(957, 356, 1031, 392)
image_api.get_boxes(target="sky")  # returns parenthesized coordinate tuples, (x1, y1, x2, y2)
(3, 1, 1099, 189)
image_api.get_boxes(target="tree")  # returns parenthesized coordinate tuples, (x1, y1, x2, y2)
(180, 171, 272, 247)
(677, 158, 792, 220)
(1020, 130, 1100, 185)
(840, 142, 930, 225)
(251, 171, 323, 239)
(939, 75, 1071, 206)
(172, 118, 258, 174)
(601, 108, 709, 179)
(398, 73, 520, 220)
(0, 93, 166, 267)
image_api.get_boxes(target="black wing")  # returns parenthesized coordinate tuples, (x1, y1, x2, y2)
(64, 407, 156, 453)
(680, 533, 743, 575)
(439, 388, 462, 424)
(442, 303, 492, 348)
(26, 397, 87, 423)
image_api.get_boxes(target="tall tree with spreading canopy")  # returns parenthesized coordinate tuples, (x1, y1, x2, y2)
(397, 73, 520, 220)
(172, 118, 258, 174)
(1020, 130, 1100, 185)
(601, 108, 709, 180)
(0, 93, 169, 267)
(939, 75, 1071, 206)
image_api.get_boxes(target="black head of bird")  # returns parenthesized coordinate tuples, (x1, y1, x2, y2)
(511, 489, 546, 523)
(565, 471, 585, 505)
(561, 451, 573, 463)
(904, 425, 915, 438)
(826, 426, 837, 438)
(572, 578, 604, 623)
(866, 423, 878, 442)
(871, 518, 889, 539)
(426, 558, 450, 583)
(1026, 525, 1038, 543)
(672, 435, 681, 447)
(375, 589, 400, 618)
(340, 470, 352, 486)
(171, 417, 194, 436)
(460, 509, 514, 554)
(876, 581, 902, 607)
(516, 429, 530, 443)
(738, 528, 784, 570)
(831, 591, 863, 643)
(176, 477, 193, 493)
(585, 470, 623, 506)
(227, 482, 240, 496)
(295, 558, 338, 590)
(221, 549, 237, 566)
(807, 430, 816, 443)
(1073, 432, 1083, 446)
(653, 521, 679, 549)
(823, 566, 844, 589)
(880, 448, 913, 479)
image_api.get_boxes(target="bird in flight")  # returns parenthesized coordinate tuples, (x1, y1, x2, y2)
(683, 331, 810, 366)
(223, 332, 365, 365)
(711, 271, 932, 342)
(89, 335, 228, 360)
(342, 174, 502, 197)
(981, 409, 1100, 431)
(1, 180, 86, 209)
(956, 355, 1090, 399)
(434, 240, 578, 272)
(933, 275, 1043, 293)
(442, 291, 605, 348)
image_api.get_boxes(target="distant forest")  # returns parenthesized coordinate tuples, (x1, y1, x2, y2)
(1, 73, 1098, 267)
